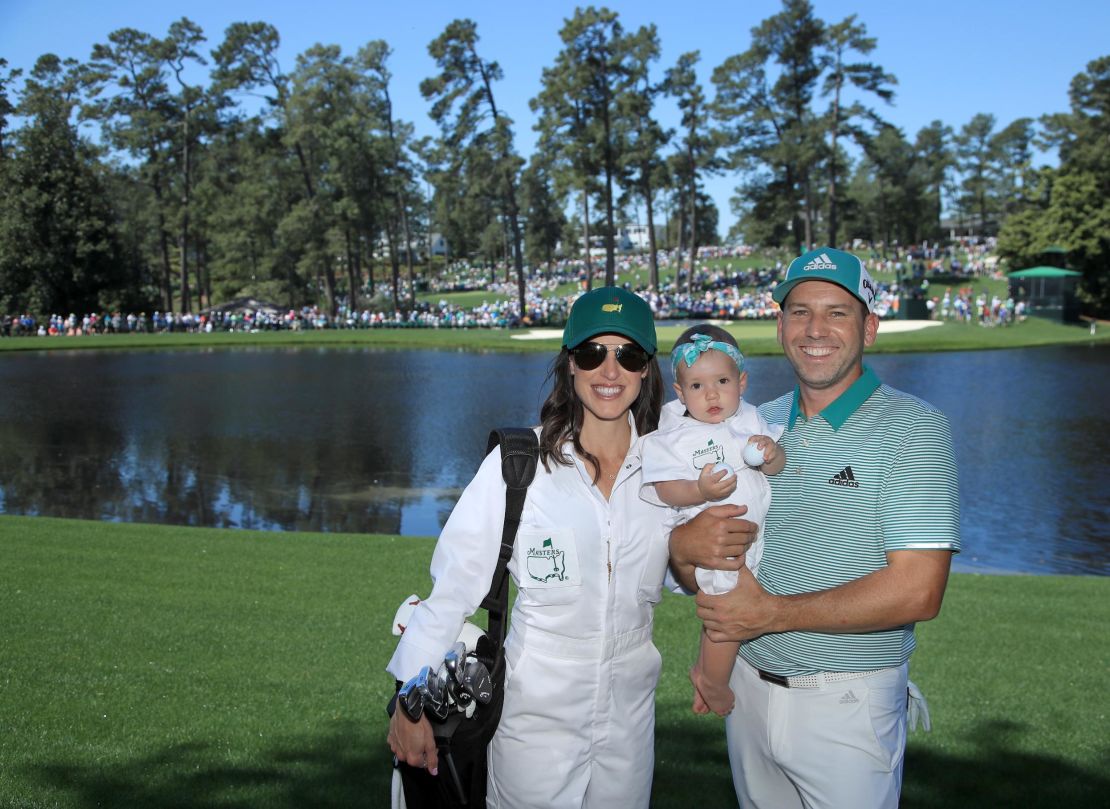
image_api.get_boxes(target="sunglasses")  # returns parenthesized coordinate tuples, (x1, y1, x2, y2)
(570, 342, 651, 372)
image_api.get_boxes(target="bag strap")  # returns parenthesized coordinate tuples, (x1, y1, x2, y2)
(480, 427, 538, 648)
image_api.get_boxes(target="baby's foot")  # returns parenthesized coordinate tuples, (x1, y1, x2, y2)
(690, 666, 735, 717)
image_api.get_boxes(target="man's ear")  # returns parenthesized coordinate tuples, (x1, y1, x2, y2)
(864, 312, 879, 347)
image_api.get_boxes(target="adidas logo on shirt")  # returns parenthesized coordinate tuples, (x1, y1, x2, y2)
(828, 466, 860, 488)
(803, 252, 837, 271)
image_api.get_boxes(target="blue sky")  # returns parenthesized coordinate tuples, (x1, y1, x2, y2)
(3, 0, 1108, 234)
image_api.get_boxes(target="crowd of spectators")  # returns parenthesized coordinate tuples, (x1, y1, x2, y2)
(933, 288, 1025, 326)
(3, 241, 1020, 339)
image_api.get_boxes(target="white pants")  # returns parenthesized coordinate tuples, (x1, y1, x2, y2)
(486, 623, 660, 808)
(725, 658, 909, 809)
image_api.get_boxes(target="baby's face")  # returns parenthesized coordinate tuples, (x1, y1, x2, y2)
(674, 349, 747, 424)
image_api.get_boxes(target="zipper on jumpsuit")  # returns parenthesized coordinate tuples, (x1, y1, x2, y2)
(604, 460, 633, 584)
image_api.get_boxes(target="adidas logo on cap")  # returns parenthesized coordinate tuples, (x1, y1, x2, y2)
(828, 466, 860, 488)
(803, 252, 837, 272)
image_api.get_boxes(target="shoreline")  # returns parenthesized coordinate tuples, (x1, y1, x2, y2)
(0, 317, 1105, 356)
(0, 514, 1101, 577)
(0, 514, 1096, 577)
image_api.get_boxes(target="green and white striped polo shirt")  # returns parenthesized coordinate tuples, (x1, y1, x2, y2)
(743, 365, 960, 676)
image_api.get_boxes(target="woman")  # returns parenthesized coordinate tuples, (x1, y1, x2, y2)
(388, 286, 669, 808)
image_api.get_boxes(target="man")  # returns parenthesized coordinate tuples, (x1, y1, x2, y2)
(670, 246, 960, 808)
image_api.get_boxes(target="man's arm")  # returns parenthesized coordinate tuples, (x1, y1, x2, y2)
(696, 549, 952, 642)
(668, 503, 758, 592)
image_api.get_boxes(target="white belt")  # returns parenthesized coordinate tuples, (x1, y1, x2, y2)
(757, 666, 893, 689)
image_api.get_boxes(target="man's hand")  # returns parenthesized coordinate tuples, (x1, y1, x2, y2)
(669, 504, 759, 592)
(694, 550, 954, 642)
(695, 566, 778, 642)
(387, 706, 439, 775)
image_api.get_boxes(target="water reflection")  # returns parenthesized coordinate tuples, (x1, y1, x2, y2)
(0, 343, 1106, 576)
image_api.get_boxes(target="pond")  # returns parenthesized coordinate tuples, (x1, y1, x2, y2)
(0, 343, 1106, 576)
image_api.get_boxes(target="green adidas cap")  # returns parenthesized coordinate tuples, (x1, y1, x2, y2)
(772, 247, 878, 313)
(562, 287, 657, 354)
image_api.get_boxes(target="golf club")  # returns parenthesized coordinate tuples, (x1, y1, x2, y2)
(417, 666, 450, 721)
(397, 675, 425, 722)
(460, 657, 493, 705)
(443, 643, 469, 708)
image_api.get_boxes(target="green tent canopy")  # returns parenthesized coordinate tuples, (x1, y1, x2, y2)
(1007, 267, 1082, 278)
(1007, 267, 1081, 322)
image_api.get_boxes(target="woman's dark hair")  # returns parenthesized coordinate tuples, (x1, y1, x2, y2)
(538, 347, 664, 482)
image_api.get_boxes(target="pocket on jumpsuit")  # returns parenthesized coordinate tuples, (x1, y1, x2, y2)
(490, 629, 594, 806)
(636, 521, 671, 605)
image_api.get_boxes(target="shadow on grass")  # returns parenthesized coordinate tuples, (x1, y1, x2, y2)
(28, 722, 395, 808)
(656, 716, 1110, 809)
(653, 717, 736, 805)
(23, 719, 1110, 808)
(903, 720, 1110, 809)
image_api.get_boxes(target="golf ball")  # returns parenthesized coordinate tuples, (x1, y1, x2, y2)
(712, 462, 736, 479)
(742, 443, 765, 467)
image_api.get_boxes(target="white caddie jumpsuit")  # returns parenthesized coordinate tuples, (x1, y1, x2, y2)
(387, 421, 670, 809)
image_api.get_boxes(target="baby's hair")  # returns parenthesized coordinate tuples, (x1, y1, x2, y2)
(673, 323, 738, 351)
(672, 324, 741, 382)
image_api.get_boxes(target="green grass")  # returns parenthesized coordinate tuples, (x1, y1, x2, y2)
(1, 516, 1106, 807)
(415, 289, 512, 307)
(0, 316, 1105, 357)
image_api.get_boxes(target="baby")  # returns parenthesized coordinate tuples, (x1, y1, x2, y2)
(640, 325, 784, 716)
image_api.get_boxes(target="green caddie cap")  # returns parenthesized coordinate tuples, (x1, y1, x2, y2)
(562, 287, 657, 354)
(772, 247, 878, 312)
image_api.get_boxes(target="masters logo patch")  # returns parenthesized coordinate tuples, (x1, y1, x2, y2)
(691, 438, 726, 470)
(527, 537, 567, 583)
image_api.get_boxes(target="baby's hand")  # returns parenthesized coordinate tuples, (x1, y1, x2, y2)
(697, 463, 737, 501)
(747, 435, 783, 469)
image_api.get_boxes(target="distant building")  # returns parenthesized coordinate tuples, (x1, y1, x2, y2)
(373, 232, 449, 261)
(940, 214, 992, 241)
(619, 224, 665, 251)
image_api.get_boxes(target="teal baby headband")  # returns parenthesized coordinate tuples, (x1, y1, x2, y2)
(671, 333, 745, 377)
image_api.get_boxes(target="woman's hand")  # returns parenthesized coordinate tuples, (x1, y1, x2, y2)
(387, 706, 439, 775)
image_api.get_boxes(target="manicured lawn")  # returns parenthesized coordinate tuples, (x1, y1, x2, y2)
(415, 289, 512, 307)
(0, 315, 1104, 357)
(1, 516, 1106, 807)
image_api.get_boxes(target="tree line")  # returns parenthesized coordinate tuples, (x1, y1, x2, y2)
(1, 0, 1107, 318)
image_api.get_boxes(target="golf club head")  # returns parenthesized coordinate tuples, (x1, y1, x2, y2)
(397, 676, 425, 722)
(413, 665, 433, 693)
(461, 658, 493, 705)
(444, 641, 466, 682)
(417, 667, 450, 721)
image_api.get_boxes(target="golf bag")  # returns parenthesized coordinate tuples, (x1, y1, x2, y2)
(390, 427, 539, 808)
